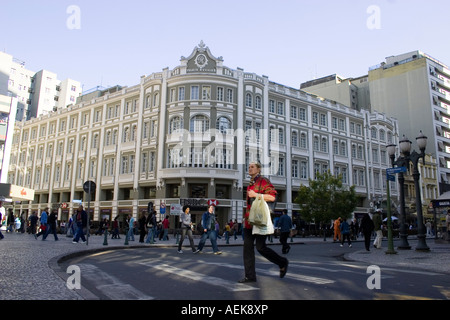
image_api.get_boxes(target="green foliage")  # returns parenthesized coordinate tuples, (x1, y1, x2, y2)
(294, 171, 358, 224)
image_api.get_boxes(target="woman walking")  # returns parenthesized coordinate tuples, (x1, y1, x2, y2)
(239, 161, 288, 283)
(177, 205, 199, 253)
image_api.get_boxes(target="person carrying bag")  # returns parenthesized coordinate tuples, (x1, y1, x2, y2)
(239, 161, 288, 283)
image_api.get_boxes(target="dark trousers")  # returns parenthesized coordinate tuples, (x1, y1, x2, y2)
(243, 228, 287, 280)
(363, 232, 372, 250)
(280, 231, 290, 253)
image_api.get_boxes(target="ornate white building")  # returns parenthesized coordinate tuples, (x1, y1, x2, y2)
(7, 42, 399, 229)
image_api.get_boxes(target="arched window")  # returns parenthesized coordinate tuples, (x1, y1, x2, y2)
(190, 115, 210, 133)
(245, 93, 252, 107)
(169, 116, 183, 134)
(216, 116, 232, 134)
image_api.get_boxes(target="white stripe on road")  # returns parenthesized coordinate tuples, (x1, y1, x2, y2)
(78, 264, 154, 300)
(138, 261, 259, 292)
(202, 261, 335, 285)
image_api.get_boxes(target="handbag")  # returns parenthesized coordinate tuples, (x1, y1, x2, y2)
(249, 194, 270, 227)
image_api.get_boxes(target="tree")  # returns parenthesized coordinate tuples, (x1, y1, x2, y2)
(294, 171, 358, 227)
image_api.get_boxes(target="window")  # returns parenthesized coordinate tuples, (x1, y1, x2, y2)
(291, 105, 298, 119)
(169, 116, 183, 134)
(245, 93, 252, 107)
(178, 87, 185, 101)
(299, 108, 306, 121)
(216, 116, 232, 134)
(255, 96, 262, 110)
(191, 86, 199, 100)
(226, 89, 233, 103)
(292, 160, 298, 178)
(312, 112, 318, 124)
(277, 102, 284, 115)
(269, 100, 275, 113)
(202, 86, 211, 100)
(217, 87, 224, 101)
(300, 133, 307, 149)
(291, 131, 298, 147)
(320, 114, 327, 126)
(190, 115, 209, 133)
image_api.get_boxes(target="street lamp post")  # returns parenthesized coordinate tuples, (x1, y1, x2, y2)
(387, 141, 411, 250)
(388, 132, 430, 252)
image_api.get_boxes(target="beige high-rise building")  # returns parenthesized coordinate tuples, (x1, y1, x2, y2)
(301, 50, 446, 219)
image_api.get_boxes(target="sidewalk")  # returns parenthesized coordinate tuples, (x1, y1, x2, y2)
(0, 231, 448, 300)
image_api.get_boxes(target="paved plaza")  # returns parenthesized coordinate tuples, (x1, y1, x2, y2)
(0, 231, 448, 300)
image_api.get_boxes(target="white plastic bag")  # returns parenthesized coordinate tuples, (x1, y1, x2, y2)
(249, 194, 269, 227)
(252, 212, 274, 235)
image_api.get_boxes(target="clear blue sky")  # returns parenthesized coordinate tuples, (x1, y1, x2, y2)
(1, 0, 449, 91)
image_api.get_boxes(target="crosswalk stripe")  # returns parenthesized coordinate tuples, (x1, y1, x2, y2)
(138, 261, 259, 292)
(203, 261, 335, 285)
(78, 264, 154, 300)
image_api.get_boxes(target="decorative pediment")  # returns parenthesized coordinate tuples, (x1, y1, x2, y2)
(181, 41, 223, 74)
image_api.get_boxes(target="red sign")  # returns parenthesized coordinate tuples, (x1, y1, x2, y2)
(207, 199, 219, 206)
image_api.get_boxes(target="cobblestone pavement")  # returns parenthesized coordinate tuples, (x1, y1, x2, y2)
(0, 231, 448, 300)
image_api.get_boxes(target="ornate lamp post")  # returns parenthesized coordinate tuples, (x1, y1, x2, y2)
(389, 132, 429, 251)
(387, 141, 411, 250)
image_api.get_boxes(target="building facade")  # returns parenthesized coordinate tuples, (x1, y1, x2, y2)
(0, 52, 82, 121)
(7, 42, 399, 229)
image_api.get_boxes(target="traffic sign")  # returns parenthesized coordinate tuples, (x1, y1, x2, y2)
(386, 166, 407, 175)
(387, 174, 395, 182)
(83, 180, 96, 193)
(160, 202, 166, 214)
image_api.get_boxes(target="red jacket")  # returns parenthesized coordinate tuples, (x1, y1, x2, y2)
(244, 175, 277, 229)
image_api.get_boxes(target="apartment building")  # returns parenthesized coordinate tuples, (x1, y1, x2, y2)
(0, 51, 82, 121)
(7, 42, 399, 228)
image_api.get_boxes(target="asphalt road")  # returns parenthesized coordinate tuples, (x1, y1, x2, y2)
(59, 241, 450, 301)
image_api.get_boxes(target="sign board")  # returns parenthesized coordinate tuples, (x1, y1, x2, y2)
(387, 174, 395, 182)
(160, 202, 166, 214)
(9, 185, 35, 201)
(386, 166, 407, 175)
(170, 204, 182, 215)
(207, 199, 219, 206)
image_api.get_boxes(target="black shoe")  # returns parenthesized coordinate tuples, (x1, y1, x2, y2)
(280, 260, 288, 278)
(238, 277, 257, 283)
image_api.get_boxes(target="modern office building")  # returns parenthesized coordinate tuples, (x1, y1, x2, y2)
(0, 51, 82, 121)
(7, 42, 399, 229)
(301, 50, 446, 219)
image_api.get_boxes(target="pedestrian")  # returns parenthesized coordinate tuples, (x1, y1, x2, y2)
(145, 210, 157, 244)
(215, 219, 222, 239)
(372, 209, 383, 249)
(446, 210, 450, 239)
(233, 219, 239, 240)
(7, 208, 14, 232)
(239, 161, 288, 283)
(360, 213, 374, 251)
(340, 219, 352, 247)
(196, 205, 222, 255)
(177, 205, 199, 253)
(161, 216, 169, 241)
(138, 212, 147, 243)
(111, 216, 121, 239)
(72, 205, 87, 243)
(0, 201, 4, 240)
(333, 217, 341, 242)
(224, 222, 230, 244)
(127, 214, 135, 241)
(36, 207, 49, 238)
(43, 210, 59, 241)
(278, 209, 292, 254)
